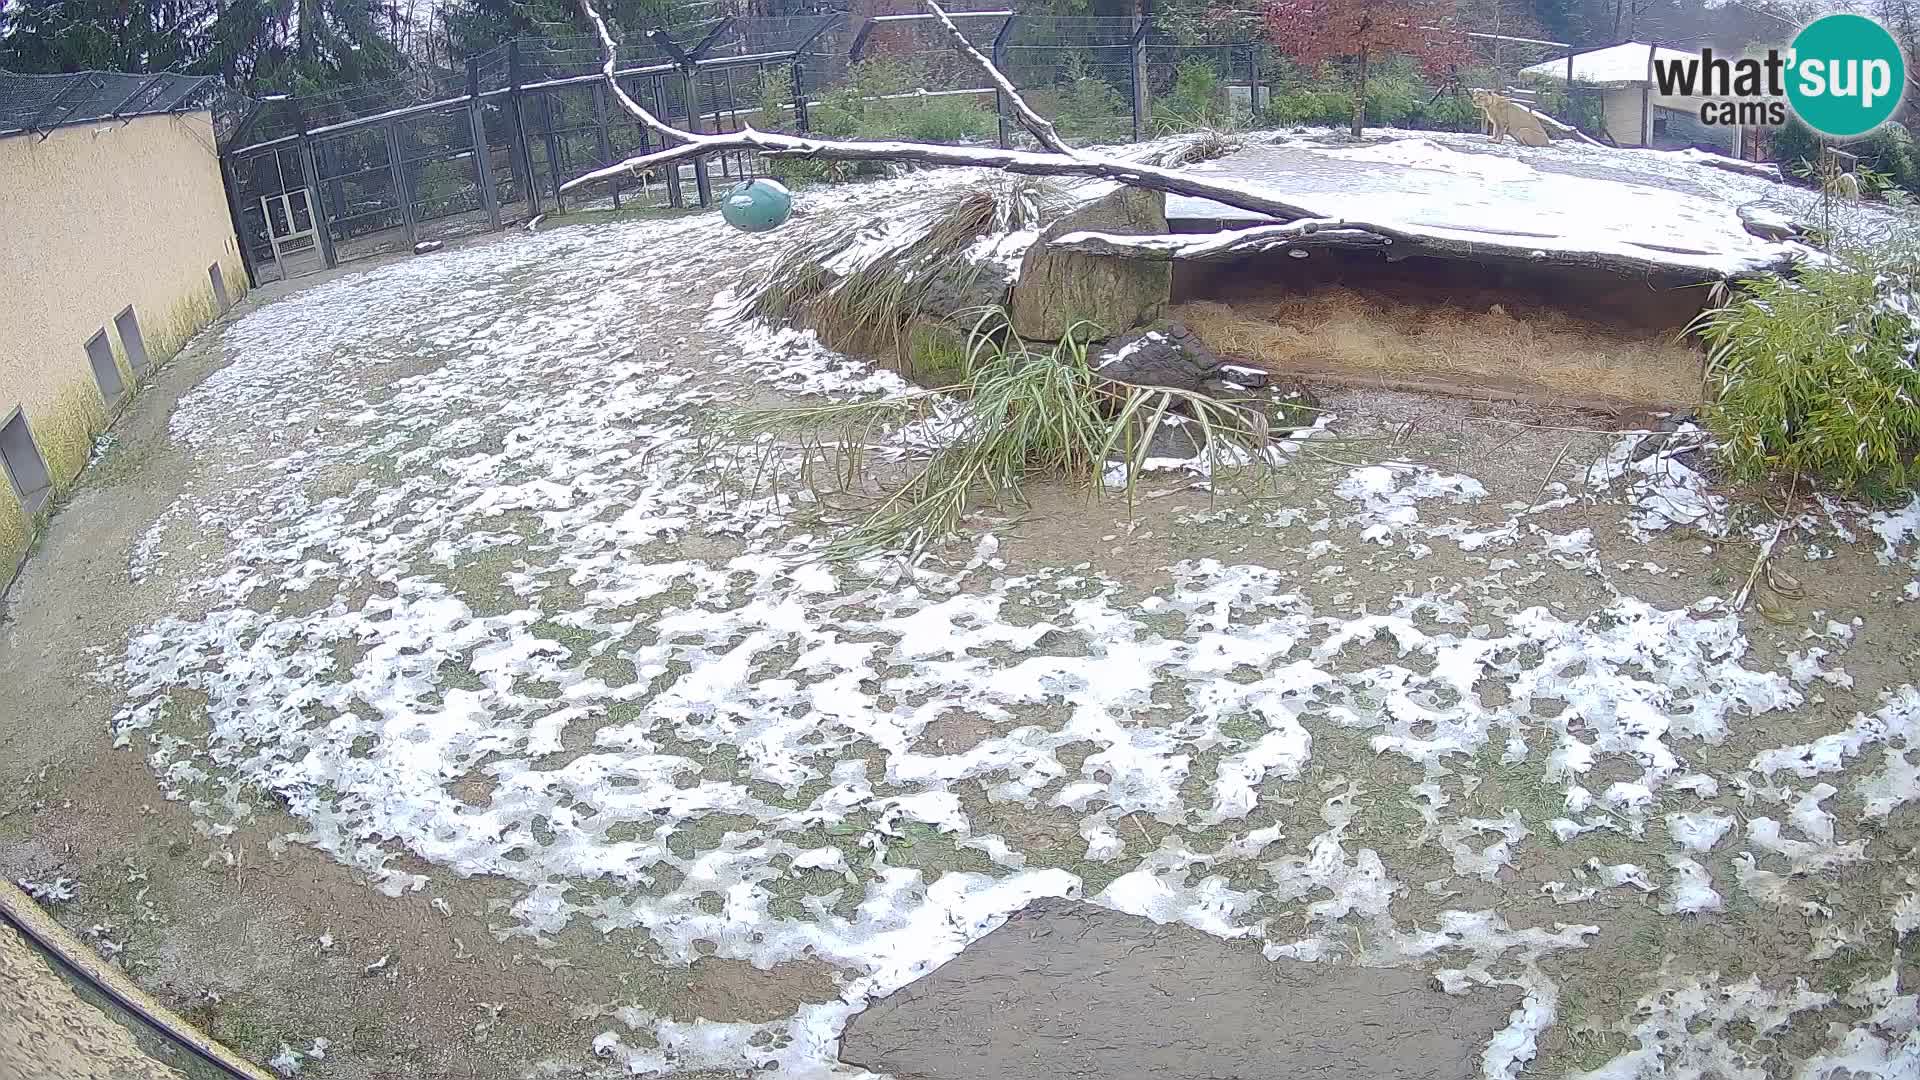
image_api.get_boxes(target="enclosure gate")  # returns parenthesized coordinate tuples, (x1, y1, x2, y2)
(261, 190, 320, 267)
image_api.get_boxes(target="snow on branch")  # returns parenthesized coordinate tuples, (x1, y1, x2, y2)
(922, 0, 1084, 159)
(1052, 221, 1803, 278)
(564, 0, 1326, 222)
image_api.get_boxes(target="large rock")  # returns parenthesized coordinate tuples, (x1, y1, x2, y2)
(1010, 187, 1171, 341)
(1094, 320, 1239, 393)
(1094, 321, 1321, 444)
(916, 258, 1015, 323)
(839, 898, 1521, 1080)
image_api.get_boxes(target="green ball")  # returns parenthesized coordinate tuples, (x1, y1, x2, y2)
(720, 179, 793, 233)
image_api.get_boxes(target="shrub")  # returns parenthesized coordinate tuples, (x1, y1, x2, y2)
(1522, 76, 1606, 139)
(810, 56, 996, 145)
(749, 70, 795, 133)
(1406, 89, 1481, 132)
(1261, 85, 1354, 127)
(1853, 122, 1920, 197)
(889, 95, 997, 143)
(1696, 253, 1920, 493)
(1361, 61, 1423, 127)
(1152, 58, 1233, 133)
(1028, 56, 1132, 145)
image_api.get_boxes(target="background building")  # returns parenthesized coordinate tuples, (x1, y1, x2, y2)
(1521, 42, 1743, 153)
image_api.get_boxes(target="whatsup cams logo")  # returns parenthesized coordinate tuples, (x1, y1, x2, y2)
(1651, 14, 1906, 138)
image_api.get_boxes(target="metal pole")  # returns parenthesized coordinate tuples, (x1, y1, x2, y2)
(792, 62, 809, 133)
(593, 80, 618, 209)
(1130, 18, 1151, 143)
(384, 121, 419, 247)
(296, 132, 338, 268)
(848, 18, 879, 62)
(468, 58, 502, 230)
(684, 68, 712, 206)
(660, 78, 684, 209)
(1246, 44, 1259, 118)
(507, 41, 541, 214)
(540, 94, 565, 211)
(992, 16, 1016, 148)
(1641, 42, 1653, 147)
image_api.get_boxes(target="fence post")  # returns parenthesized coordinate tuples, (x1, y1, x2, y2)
(1130, 18, 1152, 143)
(684, 69, 712, 206)
(592, 80, 619, 209)
(651, 26, 713, 207)
(217, 151, 261, 289)
(467, 57, 502, 230)
(541, 93, 566, 210)
(1641, 42, 1654, 147)
(791, 62, 809, 132)
(383, 120, 419, 247)
(1245, 44, 1260, 118)
(293, 105, 338, 269)
(992, 16, 1016, 149)
(507, 40, 541, 215)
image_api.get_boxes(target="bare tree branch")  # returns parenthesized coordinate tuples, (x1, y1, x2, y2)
(565, 0, 1329, 221)
(578, 0, 693, 145)
(923, 0, 1083, 159)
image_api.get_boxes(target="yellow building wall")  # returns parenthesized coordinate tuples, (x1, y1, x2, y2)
(0, 110, 247, 584)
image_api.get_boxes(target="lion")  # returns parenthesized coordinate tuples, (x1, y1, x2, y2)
(1471, 89, 1551, 148)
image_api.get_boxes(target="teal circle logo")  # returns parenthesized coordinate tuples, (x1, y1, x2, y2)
(1787, 14, 1906, 137)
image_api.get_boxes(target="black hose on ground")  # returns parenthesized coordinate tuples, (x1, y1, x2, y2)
(0, 879, 277, 1080)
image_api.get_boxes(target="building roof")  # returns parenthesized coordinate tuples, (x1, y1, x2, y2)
(1519, 43, 1699, 87)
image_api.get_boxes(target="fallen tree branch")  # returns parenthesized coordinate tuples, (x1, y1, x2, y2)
(923, 0, 1083, 158)
(1051, 220, 1802, 278)
(565, 0, 1325, 221)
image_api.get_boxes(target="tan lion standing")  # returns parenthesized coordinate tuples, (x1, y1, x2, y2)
(1471, 89, 1552, 148)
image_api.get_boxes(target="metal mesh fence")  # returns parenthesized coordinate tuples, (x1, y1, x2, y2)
(212, 12, 1287, 281)
(0, 70, 218, 139)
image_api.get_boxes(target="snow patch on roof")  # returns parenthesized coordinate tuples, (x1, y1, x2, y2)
(1519, 42, 1701, 86)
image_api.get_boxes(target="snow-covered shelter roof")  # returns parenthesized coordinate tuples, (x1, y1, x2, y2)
(1520, 43, 1698, 87)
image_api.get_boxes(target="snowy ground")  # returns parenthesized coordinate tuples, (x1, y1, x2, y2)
(22, 174, 1920, 1078)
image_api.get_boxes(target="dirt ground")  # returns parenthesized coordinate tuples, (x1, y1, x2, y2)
(2, 178, 1918, 1080)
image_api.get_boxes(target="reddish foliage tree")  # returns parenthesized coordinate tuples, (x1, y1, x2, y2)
(1263, 0, 1466, 136)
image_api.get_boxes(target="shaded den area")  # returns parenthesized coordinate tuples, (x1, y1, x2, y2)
(1169, 245, 1713, 411)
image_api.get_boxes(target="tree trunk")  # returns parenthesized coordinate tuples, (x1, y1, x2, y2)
(1349, 45, 1367, 139)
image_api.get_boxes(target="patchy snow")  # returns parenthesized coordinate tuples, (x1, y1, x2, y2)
(94, 196, 1920, 1079)
(1334, 463, 1487, 543)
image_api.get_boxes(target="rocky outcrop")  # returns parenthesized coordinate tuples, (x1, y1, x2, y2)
(1737, 204, 1803, 243)
(1094, 321, 1321, 446)
(1093, 321, 1245, 393)
(915, 258, 1015, 323)
(1009, 187, 1171, 341)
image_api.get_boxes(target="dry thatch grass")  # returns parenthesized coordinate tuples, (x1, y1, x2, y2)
(1174, 286, 1705, 408)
